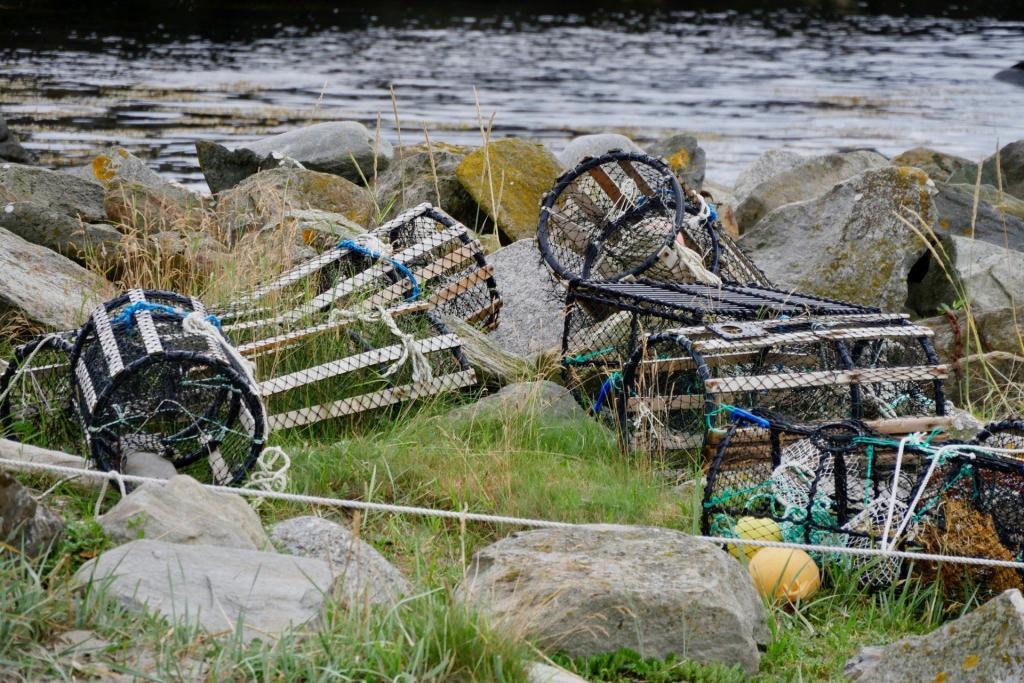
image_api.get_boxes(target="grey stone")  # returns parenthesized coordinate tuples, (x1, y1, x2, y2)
(0, 114, 32, 164)
(74, 539, 335, 642)
(448, 381, 584, 424)
(891, 147, 973, 183)
(0, 226, 113, 328)
(557, 133, 642, 169)
(0, 472, 65, 556)
(527, 662, 589, 683)
(907, 234, 1024, 317)
(80, 147, 194, 204)
(846, 589, 1024, 682)
(0, 163, 106, 222)
(122, 451, 178, 481)
(198, 122, 392, 192)
(375, 143, 477, 224)
(995, 62, 1024, 87)
(920, 306, 1024, 363)
(733, 149, 804, 205)
(735, 150, 888, 232)
(931, 182, 1024, 251)
(270, 516, 410, 606)
(741, 166, 936, 312)
(949, 139, 1024, 200)
(103, 178, 207, 233)
(647, 133, 706, 189)
(485, 239, 564, 357)
(99, 475, 270, 550)
(456, 525, 768, 674)
(0, 201, 122, 261)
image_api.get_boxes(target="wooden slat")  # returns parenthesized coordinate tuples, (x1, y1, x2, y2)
(639, 351, 817, 373)
(366, 241, 484, 309)
(616, 160, 654, 195)
(626, 393, 704, 413)
(704, 365, 948, 395)
(587, 166, 626, 204)
(694, 325, 934, 354)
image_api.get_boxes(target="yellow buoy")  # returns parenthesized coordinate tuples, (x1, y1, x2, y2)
(748, 548, 821, 603)
(728, 516, 782, 561)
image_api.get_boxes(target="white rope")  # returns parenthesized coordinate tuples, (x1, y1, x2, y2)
(879, 434, 913, 550)
(6, 454, 1024, 571)
(183, 312, 258, 389)
(243, 445, 291, 509)
(329, 305, 433, 383)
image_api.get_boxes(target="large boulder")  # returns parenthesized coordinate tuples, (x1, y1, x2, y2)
(735, 150, 888, 232)
(647, 134, 706, 190)
(948, 139, 1024, 200)
(197, 121, 393, 192)
(0, 472, 64, 557)
(446, 381, 584, 424)
(0, 163, 105, 223)
(374, 142, 477, 223)
(921, 306, 1024, 363)
(995, 62, 1024, 87)
(0, 201, 122, 261)
(742, 166, 935, 311)
(557, 134, 642, 169)
(906, 234, 1024, 316)
(214, 167, 374, 241)
(485, 239, 564, 357)
(80, 146, 194, 204)
(98, 475, 270, 550)
(269, 516, 410, 606)
(733, 149, 804, 205)
(891, 147, 972, 183)
(455, 525, 768, 674)
(0, 114, 32, 164)
(846, 589, 1024, 682)
(456, 139, 562, 243)
(931, 182, 1024, 251)
(0, 226, 113, 328)
(74, 539, 336, 642)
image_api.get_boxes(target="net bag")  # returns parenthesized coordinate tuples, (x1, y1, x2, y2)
(70, 289, 266, 485)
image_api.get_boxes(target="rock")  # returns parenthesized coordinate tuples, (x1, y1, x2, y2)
(557, 133, 642, 169)
(702, 179, 741, 237)
(948, 351, 1024, 408)
(891, 147, 972, 183)
(920, 306, 1024, 363)
(98, 475, 270, 550)
(122, 451, 178, 481)
(0, 226, 113, 328)
(0, 163, 106, 223)
(145, 230, 229, 275)
(0, 472, 65, 556)
(456, 139, 562, 243)
(995, 61, 1024, 87)
(104, 179, 207, 232)
(733, 149, 804, 205)
(485, 239, 564, 357)
(906, 234, 1024, 316)
(0, 114, 32, 164)
(74, 539, 335, 642)
(931, 182, 1024, 251)
(741, 166, 936, 312)
(0, 201, 122, 261)
(214, 167, 374, 241)
(456, 525, 767, 673)
(269, 516, 410, 606)
(197, 122, 392, 192)
(82, 146, 194, 202)
(375, 143, 478, 223)
(645, 134, 706, 190)
(846, 589, 1024, 682)
(527, 662, 590, 683)
(448, 381, 583, 424)
(949, 139, 1024, 200)
(735, 150, 888, 232)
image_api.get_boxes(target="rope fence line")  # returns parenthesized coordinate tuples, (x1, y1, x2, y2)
(4, 454, 1024, 571)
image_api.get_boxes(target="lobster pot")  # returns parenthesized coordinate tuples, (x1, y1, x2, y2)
(251, 309, 475, 432)
(70, 290, 266, 485)
(0, 330, 80, 452)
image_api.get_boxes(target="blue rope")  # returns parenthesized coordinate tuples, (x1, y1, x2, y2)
(337, 239, 420, 302)
(706, 201, 718, 223)
(592, 372, 622, 413)
(110, 301, 221, 331)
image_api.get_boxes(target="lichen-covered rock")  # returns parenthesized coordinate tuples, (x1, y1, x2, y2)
(647, 133, 706, 190)
(99, 475, 270, 550)
(456, 525, 768, 674)
(82, 146, 194, 203)
(215, 167, 373, 241)
(931, 182, 1024, 252)
(270, 516, 410, 606)
(0, 226, 113, 328)
(0, 201, 121, 262)
(447, 381, 583, 424)
(104, 178, 207, 232)
(741, 166, 935, 311)
(0, 472, 64, 557)
(145, 230, 229, 275)
(557, 133, 642, 169)
(456, 139, 561, 242)
(735, 150, 888, 232)
(0, 163, 105, 222)
(374, 142, 477, 223)
(733, 149, 804, 205)
(948, 139, 1024, 200)
(846, 589, 1024, 682)
(891, 147, 972, 183)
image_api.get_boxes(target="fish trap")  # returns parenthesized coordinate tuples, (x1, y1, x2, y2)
(70, 290, 266, 485)
(538, 150, 769, 286)
(217, 204, 492, 430)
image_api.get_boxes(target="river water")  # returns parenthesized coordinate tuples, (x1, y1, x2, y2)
(2, 2, 1023, 189)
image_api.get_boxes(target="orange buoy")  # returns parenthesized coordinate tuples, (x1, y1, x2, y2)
(748, 548, 821, 602)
